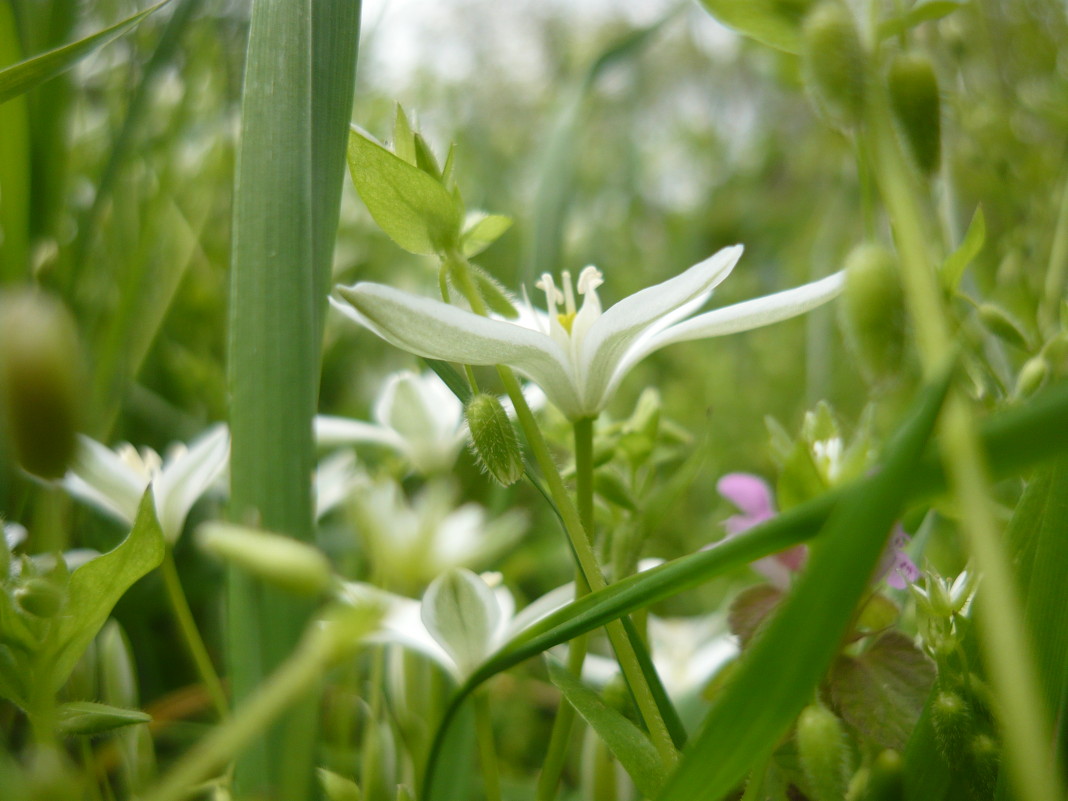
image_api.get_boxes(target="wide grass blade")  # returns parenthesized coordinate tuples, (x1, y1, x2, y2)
(0, 0, 172, 105)
(227, 0, 361, 798)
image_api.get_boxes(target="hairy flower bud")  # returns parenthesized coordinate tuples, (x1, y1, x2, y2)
(1014, 356, 1049, 399)
(888, 52, 941, 175)
(930, 686, 972, 760)
(0, 290, 83, 478)
(465, 393, 523, 486)
(802, 2, 866, 126)
(839, 244, 906, 383)
(796, 702, 850, 801)
(863, 749, 904, 801)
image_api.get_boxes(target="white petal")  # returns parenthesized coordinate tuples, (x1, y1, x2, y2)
(315, 415, 407, 452)
(62, 436, 147, 525)
(332, 284, 586, 418)
(577, 245, 743, 414)
(612, 270, 845, 393)
(155, 424, 230, 543)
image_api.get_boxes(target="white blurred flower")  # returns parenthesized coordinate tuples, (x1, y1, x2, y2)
(316, 370, 466, 475)
(348, 476, 524, 592)
(61, 425, 229, 544)
(341, 570, 573, 681)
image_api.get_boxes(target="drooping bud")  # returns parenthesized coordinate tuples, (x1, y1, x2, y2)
(796, 702, 850, 801)
(55, 701, 151, 737)
(888, 52, 941, 175)
(930, 686, 972, 760)
(0, 290, 83, 478)
(465, 393, 523, 486)
(802, 2, 866, 126)
(196, 522, 334, 597)
(978, 303, 1032, 351)
(839, 243, 907, 383)
(1014, 356, 1049, 399)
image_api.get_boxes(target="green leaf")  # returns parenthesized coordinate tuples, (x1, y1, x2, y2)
(547, 658, 669, 798)
(697, 0, 805, 54)
(941, 206, 985, 291)
(878, 0, 969, 41)
(0, 0, 172, 106)
(346, 126, 464, 255)
(39, 489, 165, 695)
(828, 631, 936, 751)
(56, 701, 151, 736)
(656, 366, 950, 801)
(461, 213, 514, 258)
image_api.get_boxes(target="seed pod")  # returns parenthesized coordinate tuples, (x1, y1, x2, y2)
(802, 2, 866, 126)
(888, 52, 941, 175)
(930, 686, 972, 760)
(839, 243, 907, 383)
(796, 702, 850, 801)
(0, 290, 83, 478)
(465, 393, 523, 486)
(863, 749, 904, 801)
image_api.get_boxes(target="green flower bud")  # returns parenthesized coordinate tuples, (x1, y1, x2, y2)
(839, 243, 907, 383)
(464, 393, 523, 486)
(930, 687, 972, 760)
(796, 702, 850, 801)
(55, 701, 150, 737)
(196, 522, 334, 597)
(1013, 355, 1049, 399)
(978, 303, 1032, 351)
(802, 2, 866, 126)
(318, 768, 362, 801)
(15, 577, 65, 618)
(0, 290, 83, 478)
(888, 52, 942, 175)
(967, 732, 999, 796)
(863, 749, 903, 801)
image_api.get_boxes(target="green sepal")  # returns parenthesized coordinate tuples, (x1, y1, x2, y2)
(55, 701, 151, 736)
(461, 212, 513, 258)
(941, 206, 985, 292)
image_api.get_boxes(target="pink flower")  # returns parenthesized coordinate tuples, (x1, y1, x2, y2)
(715, 472, 918, 590)
(716, 473, 807, 590)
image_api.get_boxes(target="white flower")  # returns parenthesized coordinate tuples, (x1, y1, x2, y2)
(316, 370, 467, 475)
(332, 245, 844, 420)
(61, 425, 229, 544)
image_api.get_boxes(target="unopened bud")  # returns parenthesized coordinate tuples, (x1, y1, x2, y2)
(863, 749, 903, 801)
(802, 3, 866, 126)
(796, 702, 850, 801)
(465, 394, 523, 486)
(968, 732, 999, 796)
(56, 701, 150, 736)
(197, 522, 334, 597)
(978, 304, 1031, 351)
(1014, 356, 1049, 399)
(0, 291, 83, 478)
(930, 687, 972, 760)
(888, 52, 941, 175)
(839, 243, 906, 382)
(318, 768, 362, 801)
(15, 577, 64, 618)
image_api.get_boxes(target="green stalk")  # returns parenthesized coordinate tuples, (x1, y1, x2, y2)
(159, 549, 228, 719)
(473, 691, 502, 801)
(535, 419, 596, 800)
(447, 253, 677, 766)
(865, 84, 1065, 801)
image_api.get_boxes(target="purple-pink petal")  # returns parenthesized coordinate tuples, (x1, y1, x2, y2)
(717, 473, 775, 521)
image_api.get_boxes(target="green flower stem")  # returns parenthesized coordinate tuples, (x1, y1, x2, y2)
(159, 549, 229, 720)
(535, 418, 596, 801)
(446, 252, 678, 767)
(473, 690, 503, 801)
(359, 646, 386, 798)
(865, 86, 1065, 801)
